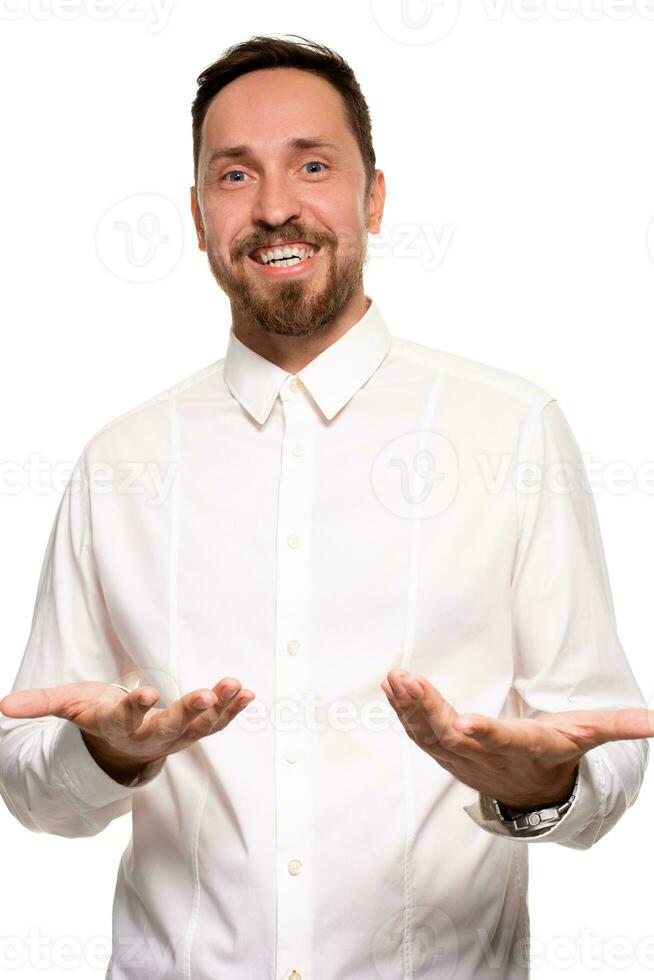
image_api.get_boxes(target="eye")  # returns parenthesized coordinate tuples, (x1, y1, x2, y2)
(303, 160, 329, 175)
(221, 170, 248, 183)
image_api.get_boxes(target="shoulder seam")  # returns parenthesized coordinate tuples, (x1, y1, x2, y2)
(80, 358, 224, 453)
(390, 337, 553, 410)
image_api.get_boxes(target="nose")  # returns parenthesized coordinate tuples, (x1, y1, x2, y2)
(250, 168, 302, 230)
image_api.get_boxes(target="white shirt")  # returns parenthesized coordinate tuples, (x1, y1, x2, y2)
(0, 296, 648, 980)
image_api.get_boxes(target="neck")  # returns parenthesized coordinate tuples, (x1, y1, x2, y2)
(231, 290, 371, 374)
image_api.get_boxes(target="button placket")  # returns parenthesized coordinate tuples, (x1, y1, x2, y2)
(274, 375, 315, 980)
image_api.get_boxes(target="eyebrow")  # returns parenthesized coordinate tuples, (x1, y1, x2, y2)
(206, 136, 340, 168)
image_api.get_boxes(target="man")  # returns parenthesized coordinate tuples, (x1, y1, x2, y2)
(0, 34, 651, 980)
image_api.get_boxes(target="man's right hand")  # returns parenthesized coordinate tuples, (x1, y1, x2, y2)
(0, 678, 254, 783)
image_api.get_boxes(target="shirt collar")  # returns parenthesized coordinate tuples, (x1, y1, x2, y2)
(222, 297, 392, 425)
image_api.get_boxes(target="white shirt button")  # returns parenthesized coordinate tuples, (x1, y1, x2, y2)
(285, 748, 300, 764)
(289, 377, 303, 393)
(287, 534, 300, 549)
(289, 972, 302, 979)
(291, 443, 305, 457)
(287, 640, 301, 655)
(288, 858, 303, 876)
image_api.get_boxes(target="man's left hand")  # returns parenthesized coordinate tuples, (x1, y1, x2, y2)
(382, 669, 654, 809)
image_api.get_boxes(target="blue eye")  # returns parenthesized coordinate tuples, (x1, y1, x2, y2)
(220, 161, 328, 183)
(222, 170, 247, 183)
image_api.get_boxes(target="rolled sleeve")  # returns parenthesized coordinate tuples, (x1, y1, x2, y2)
(464, 748, 606, 844)
(50, 718, 165, 807)
(0, 451, 164, 838)
(463, 398, 649, 847)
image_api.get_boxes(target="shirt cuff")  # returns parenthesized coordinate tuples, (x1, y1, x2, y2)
(49, 718, 166, 810)
(462, 748, 604, 843)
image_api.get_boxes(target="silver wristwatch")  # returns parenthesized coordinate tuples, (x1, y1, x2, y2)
(491, 768, 579, 833)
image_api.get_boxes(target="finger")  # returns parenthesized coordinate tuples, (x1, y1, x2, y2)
(152, 676, 254, 742)
(184, 685, 255, 739)
(210, 677, 242, 704)
(590, 706, 654, 743)
(0, 682, 106, 720)
(384, 683, 424, 740)
(386, 670, 464, 750)
(152, 688, 221, 742)
(383, 673, 442, 747)
(532, 706, 654, 750)
(385, 689, 469, 766)
(110, 686, 161, 735)
(383, 675, 462, 754)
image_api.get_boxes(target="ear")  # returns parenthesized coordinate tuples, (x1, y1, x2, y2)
(367, 169, 386, 236)
(190, 185, 206, 252)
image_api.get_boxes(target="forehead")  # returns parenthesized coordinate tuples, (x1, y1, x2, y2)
(200, 66, 354, 158)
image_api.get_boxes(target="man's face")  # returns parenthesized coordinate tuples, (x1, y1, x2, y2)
(191, 66, 384, 336)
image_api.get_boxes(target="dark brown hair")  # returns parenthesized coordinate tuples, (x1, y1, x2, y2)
(191, 34, 376, 198)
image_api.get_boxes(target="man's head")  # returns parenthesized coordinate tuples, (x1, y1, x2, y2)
(190, 35, 385, 336)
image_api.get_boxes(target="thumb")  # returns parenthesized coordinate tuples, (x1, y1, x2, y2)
(0, 681, 109, 720)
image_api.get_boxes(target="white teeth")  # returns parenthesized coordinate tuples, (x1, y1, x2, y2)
(255, 245, 316, 265)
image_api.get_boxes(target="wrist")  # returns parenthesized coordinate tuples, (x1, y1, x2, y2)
(497, 763, 579, 815)
(81, 731, 163, 786)
(493, 765, 580, 831)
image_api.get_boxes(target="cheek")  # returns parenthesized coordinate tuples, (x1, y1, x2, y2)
(322, 212, 367, 260)
(203, 205, 244, 259)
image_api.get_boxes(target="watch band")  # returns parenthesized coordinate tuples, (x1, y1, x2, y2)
(491, 768, 580, 833)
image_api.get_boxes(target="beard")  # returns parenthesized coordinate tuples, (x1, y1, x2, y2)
(205, 221, 368, 338)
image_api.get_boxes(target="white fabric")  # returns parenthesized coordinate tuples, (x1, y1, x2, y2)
(0, 296, 648, 979)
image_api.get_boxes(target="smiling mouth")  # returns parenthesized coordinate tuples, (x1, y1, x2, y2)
(248, 242, 321, 268)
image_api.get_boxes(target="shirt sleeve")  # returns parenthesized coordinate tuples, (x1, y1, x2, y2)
(0, 450, 165, 839)
(463, 397, 649, 846)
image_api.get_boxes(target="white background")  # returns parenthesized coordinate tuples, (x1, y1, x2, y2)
(1, 1, 654, 977)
